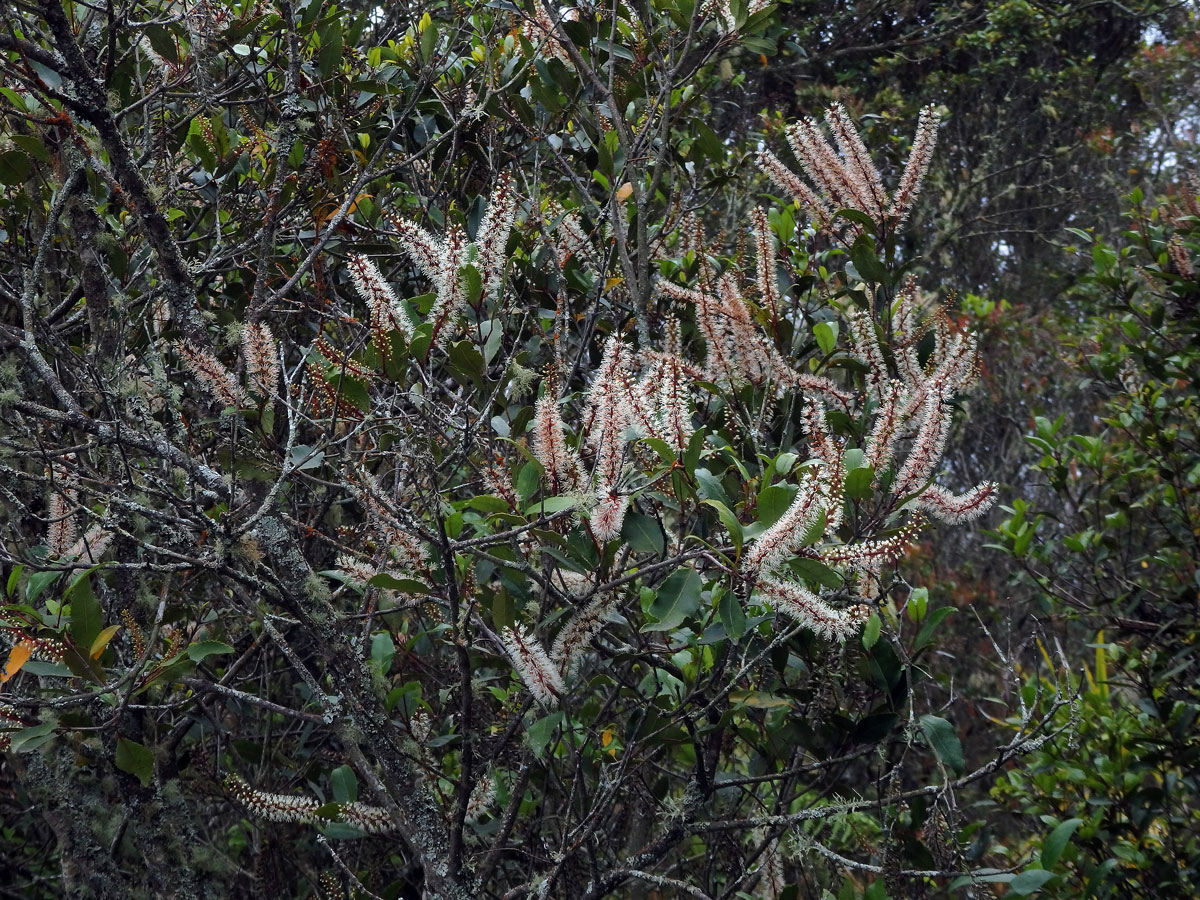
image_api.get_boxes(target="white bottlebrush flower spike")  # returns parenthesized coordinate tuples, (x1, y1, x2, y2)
(502, 625, 565, 707)
(175, 342, 247, 409)
(380, 172, 519, 349)
(241, 321, 280, 399)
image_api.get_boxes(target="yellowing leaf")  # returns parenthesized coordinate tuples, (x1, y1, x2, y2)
(90, 625, 122, 659)
(616, 182, 633, 201)
(601, 727, 614, 748)
(604, 276, 624, 291)
(1, 641, 33, 683)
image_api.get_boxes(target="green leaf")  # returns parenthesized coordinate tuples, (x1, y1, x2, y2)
(643, 567, 702, 632)
(1041, 818, 1082, 869)
(448, 341, 486, 386)
(25, 570, 59, 605)
(186, 640, 235, 663)
(718, 588, 746, 640)
(318, 19, 343, 77)
(844, 466, 875, 501)
(729, 689, 791, 709)
(694, 467, 730, 506)
(918, 714, 964, 776)
(419, 19, 438, 60)
(461, 264, 483, 304)
(11, 135, 51, 164)
(756, 484, 797, 528)
(367, 573, 433, 594)
(491, 591, 514, 632)
(813, 321, 838, 356)
(289, 445, 325, 471)
(528, 495, 578, 515)
(6, 564, 23, 597)
(861, 613, 881, 649)
(331, 765, 358, 803)
(21, 660, 72, 677)
(115, 736, 155, 786)
(836, 208, 876, 229)
(850, 233, 889, 285)
(1009, 869, 1056, 896)
(622, 512, 665, 555)
(0, 150, 32, 186)
(526, 711, 563, 759)
(515, 460, 543, 502)
(9, 720, 56, 753)
(703, 500, 743, 557)
(369, 632, 394, 672)
(332, 375, 371, 414)
(789, 557, 842, 591)
(0, 87, 28, 112)
(914, 606, 956, 651)
(67, 572, 103, 650)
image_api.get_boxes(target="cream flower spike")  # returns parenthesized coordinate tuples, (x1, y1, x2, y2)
(380, 172, 518, 349)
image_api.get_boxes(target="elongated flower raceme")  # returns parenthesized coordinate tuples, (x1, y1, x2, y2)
(584, 337, 638, 486)
(913, 482, 998, 525)
(466, 773, 496, 823)
(658, 279, 739, 384)
(891, 275, 925, 386)
(820, 515, 925, 567)
(755, 575, 861, 642)
(226, 776, 394, 833)
(847, 308, 887, 403)
(590, 489, 629, 543)
(549, 203, 601, 273)
(226, 776, 321, 825)
(348, 253, 415, 345)
(339, 801, 394, 834)
(242, 321, 280, 399)
(757, 149, 832, 225)
(475, 172, 517, 302)
(892, 392, 950, 497)
(531, 395, 583, 495)
(658, 354, 693, 454)
(743, 476, 824, 574)
(63, 523, 113, 569)
(752, 207, 781, 317)
(429, 222, 469, 348)
(502, 625, 565, 707)
(802, 398, 839, 467)
(787, 117, 863, 212)
(552, 590, 619, 677)
(825, 102, 887, 218)
(46, 467, 77, 557)
(865, 380, 905, 479)
(889, 104, 941, 224)
(175, 342, 247, 409)
(758, 103, 940, 229)
(383, 209, 443, 286)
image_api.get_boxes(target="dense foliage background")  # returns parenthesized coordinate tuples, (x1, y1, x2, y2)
(0, 1, 1197, 898)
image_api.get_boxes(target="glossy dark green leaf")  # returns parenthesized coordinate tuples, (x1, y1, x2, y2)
(331, 765, 358, 803)
(919, 714, 964, 776)
(643, 568, 702, 632)
(115, 737, 155, 786)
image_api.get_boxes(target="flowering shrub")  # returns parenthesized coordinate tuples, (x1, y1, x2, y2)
(0, 2, 1057, 898)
